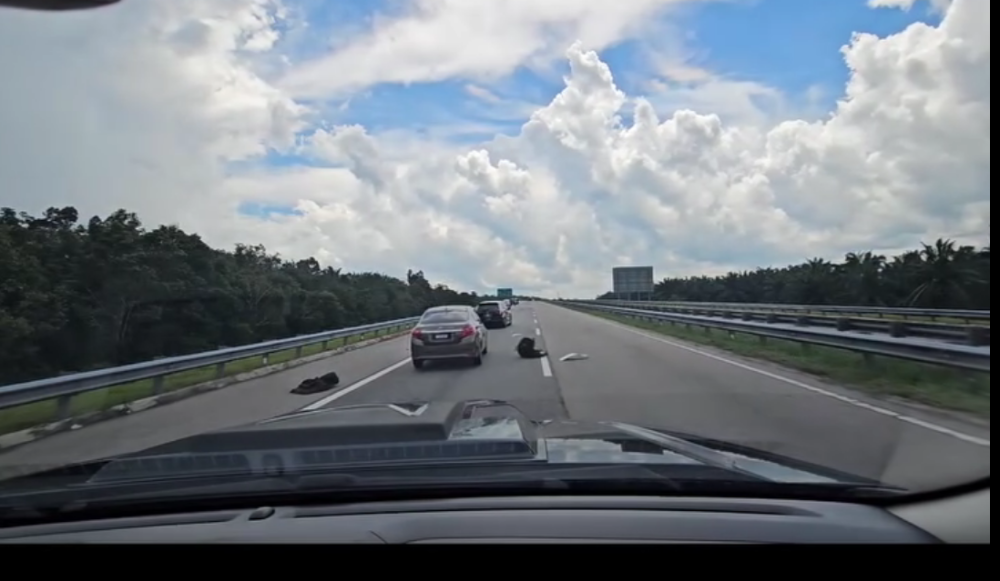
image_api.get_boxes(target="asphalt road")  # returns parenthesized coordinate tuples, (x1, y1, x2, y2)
(0, 303, 989, 490)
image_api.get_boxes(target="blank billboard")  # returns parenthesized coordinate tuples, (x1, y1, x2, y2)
(612, 266, 654, 296)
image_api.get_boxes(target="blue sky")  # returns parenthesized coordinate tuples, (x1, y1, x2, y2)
(239, 0, 941, 220)
(670, 0, 941, 103)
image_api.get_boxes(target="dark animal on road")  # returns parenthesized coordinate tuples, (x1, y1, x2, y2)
(516, 337, 546, 358)
(291, 371, 340, 394)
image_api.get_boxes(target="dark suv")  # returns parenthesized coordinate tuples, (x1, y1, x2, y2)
(476, 301, 510, 328)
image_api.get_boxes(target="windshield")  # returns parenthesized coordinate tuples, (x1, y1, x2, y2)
(0, 0, 987, 517)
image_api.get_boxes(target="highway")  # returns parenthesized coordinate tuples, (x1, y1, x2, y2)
(0, 302, 989, 491)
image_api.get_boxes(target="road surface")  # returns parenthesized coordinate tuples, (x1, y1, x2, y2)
(0, 302, 989, 490)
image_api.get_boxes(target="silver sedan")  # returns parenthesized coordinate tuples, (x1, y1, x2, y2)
(410, 305, 488, 369)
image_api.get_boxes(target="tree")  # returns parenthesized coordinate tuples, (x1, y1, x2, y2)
(0, 206, 480, 386)
(622, 239, 988, 311)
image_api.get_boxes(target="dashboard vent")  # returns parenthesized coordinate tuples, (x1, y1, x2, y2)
(298, 439, 533, 467)
(88, 453, 252, 483)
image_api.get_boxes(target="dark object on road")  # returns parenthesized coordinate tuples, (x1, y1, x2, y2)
(0, 0, 118, 9)
(291, 371, 340, 394)
(516, 337, 546, 358)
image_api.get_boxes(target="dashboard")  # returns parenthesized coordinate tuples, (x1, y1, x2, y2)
(0, 495, 948, 543)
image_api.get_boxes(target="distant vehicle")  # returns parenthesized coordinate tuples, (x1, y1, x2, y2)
(410, 306, 487, 369)
(476, 300, 511, 329)
(510, 297, 519, 305)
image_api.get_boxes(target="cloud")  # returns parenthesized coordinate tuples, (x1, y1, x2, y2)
(278, 0, 699, 99)
(0, 0, 989, 298)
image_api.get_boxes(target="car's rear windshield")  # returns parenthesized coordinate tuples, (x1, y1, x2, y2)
(421, 311, 468, 323)
(477, 303, 500, 311)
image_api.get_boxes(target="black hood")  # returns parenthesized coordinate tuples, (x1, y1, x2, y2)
(87, 399, 881, 486)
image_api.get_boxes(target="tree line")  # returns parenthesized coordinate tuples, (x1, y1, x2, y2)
(600, 240, 989, 309)
(0, 207, 482, 386)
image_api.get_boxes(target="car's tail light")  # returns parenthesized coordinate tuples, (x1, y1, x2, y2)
(459, 325, 475, 338)
(411, 328, 423, 339)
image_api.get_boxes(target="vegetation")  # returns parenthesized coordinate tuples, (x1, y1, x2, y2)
(600, 241, 989, 310)
(0, 206, 481, 388)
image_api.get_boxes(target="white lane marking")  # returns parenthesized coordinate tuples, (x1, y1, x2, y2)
(595, 317, 989, 447)
(540, 356, 553, 377)
(535, 327, 542, 336)
(299, 358, 410, 411)
(387, 403, 429, 416)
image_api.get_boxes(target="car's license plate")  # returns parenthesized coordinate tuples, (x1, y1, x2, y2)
(433, 334, 449, 339)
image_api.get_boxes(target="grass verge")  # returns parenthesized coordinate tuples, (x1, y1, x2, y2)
(582, 309, 989, 420)
(0, 327, 409, 436)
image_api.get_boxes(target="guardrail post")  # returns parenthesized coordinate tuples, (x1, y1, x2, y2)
(836, 318, 852, 332)
(295, 346, 303, 358)
(55, 394, 73, 421)
(967, 327, 988, 347)
(888, 322, 907, 338)
(214, 362, 226, 379)
(151, 375, 165, 396)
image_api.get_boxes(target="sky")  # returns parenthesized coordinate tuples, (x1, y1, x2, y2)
(0, 0, 989, 297)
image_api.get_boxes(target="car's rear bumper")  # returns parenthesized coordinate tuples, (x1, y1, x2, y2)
(411, 341, 480, 360)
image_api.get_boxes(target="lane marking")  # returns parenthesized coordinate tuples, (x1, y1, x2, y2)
(387, 403, 429, 416)
(541, 356, 553, 377)
(299, 358, 410, 411)
(593, 317, 989, 447)
(535, 328, 542, 336)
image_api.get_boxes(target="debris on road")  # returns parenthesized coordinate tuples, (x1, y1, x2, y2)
(291, 371, 340, 394)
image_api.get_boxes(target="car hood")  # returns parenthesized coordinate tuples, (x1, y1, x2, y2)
(99, 399, 877, 486)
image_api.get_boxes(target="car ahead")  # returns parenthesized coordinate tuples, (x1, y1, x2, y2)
(476, 300, 511, 328)
(410, 306, 487, 369)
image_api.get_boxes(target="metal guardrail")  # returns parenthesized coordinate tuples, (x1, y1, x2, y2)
(587, 300, 989, 346)
(564, 302, 989, 373)
(0, 317, 419, 414)
(594, 300, 989, 322)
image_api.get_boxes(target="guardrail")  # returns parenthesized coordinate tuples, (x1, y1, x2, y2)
(593, 300, 989, 322)
(0, 317, 419, 416)
(563, 302, 989, 373)
(584, 300, 989, 346)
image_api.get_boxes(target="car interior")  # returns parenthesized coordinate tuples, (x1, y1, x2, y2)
(0, 480, 987, 542)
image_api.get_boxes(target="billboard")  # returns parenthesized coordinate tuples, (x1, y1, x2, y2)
(497, 288, 513, 298)
(612, 266, 654, 300)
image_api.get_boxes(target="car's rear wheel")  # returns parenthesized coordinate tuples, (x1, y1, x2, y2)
(412, 358, 424, 369)
(472, 353, 483, 365)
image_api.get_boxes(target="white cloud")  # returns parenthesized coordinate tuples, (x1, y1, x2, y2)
(278, 0, 698, 98)
(0, 0, 989, 298)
